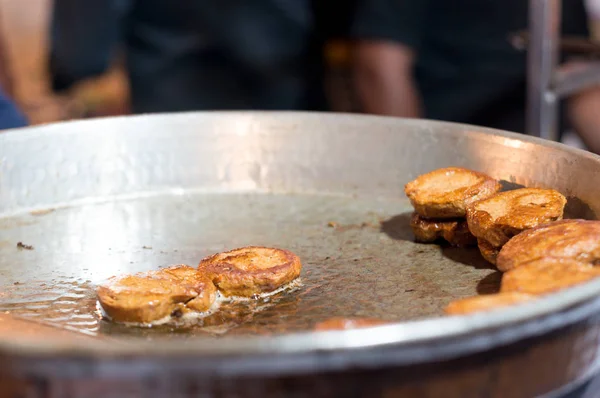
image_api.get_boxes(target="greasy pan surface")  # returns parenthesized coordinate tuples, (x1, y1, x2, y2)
(1, 111, 600, 367)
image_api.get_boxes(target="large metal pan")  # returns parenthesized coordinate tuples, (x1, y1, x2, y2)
(2, 112, 600, 397)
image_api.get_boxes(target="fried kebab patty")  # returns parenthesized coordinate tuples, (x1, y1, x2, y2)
(198, 246, 302, 297)
(445, 292, 534, 315)
(405, 167, 501, 219)
(476, 238, 500, 265)
(97, 265, 217, 324)
(500, 258, 600, 295)
(466, 188, 567, 248)
(497, 219, 600, 272)
(410, 212, 476, 247)
(313, 317, 389, 331)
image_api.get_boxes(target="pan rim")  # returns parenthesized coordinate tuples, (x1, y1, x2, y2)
(2, 110, 599, 163)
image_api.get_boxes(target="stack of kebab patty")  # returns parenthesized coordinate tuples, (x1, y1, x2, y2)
(405, 167, 567, 263)
(447, 220, 600, 315)
(405, 167, 502, 248)
(404, 167, 600, 316)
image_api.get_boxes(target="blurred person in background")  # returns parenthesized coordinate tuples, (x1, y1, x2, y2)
(351, 0, 600, 154)
(49, 0, 327, 114)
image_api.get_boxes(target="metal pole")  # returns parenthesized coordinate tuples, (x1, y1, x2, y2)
(527, 0, 561, 141)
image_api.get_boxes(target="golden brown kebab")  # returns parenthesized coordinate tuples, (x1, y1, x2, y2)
(314, 317, 389, 331)
(476, 238, 500, 265)
(198, 246, 302, 298)
(444, 292, 535, 315)
(500, 258, 600, 295)
(405, 167, 501, 247)
(405, 167, 502, 219)
(466, 188, 567, 264)
(97, 265, 217, 324)
(409, 213, 476, 247)
(496, 219, 600, 272)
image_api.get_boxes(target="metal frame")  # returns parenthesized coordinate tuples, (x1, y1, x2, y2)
(527, 0, 600, 141)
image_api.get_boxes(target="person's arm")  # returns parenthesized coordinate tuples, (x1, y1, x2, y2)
(354, 40, 421, 117)
(561, 0, 599, 152)
(567, 85, 600, 154)
(49, 0, 132, 92)
(351, 0, 429, 117)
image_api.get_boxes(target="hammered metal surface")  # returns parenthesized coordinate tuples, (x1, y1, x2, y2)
(2, 111, 600, 367)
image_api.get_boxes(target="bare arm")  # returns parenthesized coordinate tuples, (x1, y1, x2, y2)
(567, 86, 600, 154)
(353, 40, 422, 118)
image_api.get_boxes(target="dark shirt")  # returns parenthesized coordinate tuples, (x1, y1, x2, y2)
(352, 0, 590, 133)
(50, 0, 326, 114)
(0, 89, 27, 130)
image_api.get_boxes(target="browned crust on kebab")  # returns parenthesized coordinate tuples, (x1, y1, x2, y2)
(410, 212, 476, 247)
(313, 317, 389, 331)
(466, 188, 566, 247)
(97, 265, 217, 324)
(198, 246, 302, 297)
(404, 167, 501, 219)
(500, 258, 600, 295)
(444, 292, 534, 315)
(477, 238, 500, 265)
(497, 219, 600, 272)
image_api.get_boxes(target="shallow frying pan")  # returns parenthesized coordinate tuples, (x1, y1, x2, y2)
(1, 112, 600, 397)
